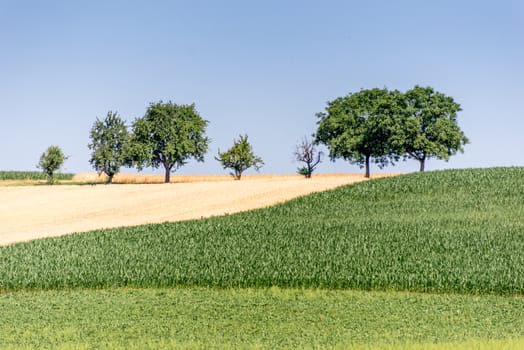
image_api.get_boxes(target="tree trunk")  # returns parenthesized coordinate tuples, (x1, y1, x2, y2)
(306, 165, 312, 178)
(164, 168, 171, 183)
(365, 155, 370, 178)
(108, 173, 114, 184)
(419, 157, 426, 172)
(234, 168, 242, 180)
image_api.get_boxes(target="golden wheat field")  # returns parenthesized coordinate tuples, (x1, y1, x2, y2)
(0, 173, 397, 246)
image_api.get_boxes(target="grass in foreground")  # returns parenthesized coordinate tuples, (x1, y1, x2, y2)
(0, 287, 522, 349)
(1, 167, 523, 294)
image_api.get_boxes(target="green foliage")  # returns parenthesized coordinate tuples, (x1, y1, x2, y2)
(129, 101, 210, 183)
(88, 111, 129, 184)
(0, 287, 522, 349)
(316, 86, 469, 175)
(297, 166, 312, 177)
(36, 146, 67, 184)
(0, 171, 73, 181)
(216, 134, 264, 180)
(1, 167, 523, 294)
(315, 88, 400, 177)
(391, 86, 469, 171)
(294, 137, 322, 178)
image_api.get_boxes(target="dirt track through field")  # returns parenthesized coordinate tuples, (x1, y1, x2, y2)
(0, 174, 374, 246)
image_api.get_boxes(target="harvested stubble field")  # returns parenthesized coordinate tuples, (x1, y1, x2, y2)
(0, 173, 389, 246)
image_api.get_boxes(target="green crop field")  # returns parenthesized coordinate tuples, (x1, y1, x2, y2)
(1, 287, 522, 349)
(1, 167, 523, 348)
(0, 171, 74, 181)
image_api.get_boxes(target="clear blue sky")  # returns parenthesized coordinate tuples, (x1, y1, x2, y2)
(1, 0, 522, 175)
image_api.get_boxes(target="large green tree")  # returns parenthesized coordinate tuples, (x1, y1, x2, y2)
(88, 111, 129, 184)
(393, 86, 469, 172)
(215, 134, 264, 180)
(315, 88, 400, 178)
(130, 101, 210, 183)
(37, 145, 67, 184)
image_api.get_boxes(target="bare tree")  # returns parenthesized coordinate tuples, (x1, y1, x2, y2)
(294, 137, 323, 178)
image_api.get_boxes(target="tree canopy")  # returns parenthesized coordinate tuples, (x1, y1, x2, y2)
(88, 111, 129, 184)
(315, 88, 400, 178)
(215, 134, 264, 180)
(391, 86, 469, 171)
(37, 145, 67, 184)
(129, 101, 210, 183)
(315, 86, 468, 176)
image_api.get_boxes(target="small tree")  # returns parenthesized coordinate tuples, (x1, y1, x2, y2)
(88, 111, 129, 184)
(129, 101, 210, 183)
(294, 137, 323, 178)
(37, 145, 67, 184)
(216, 134, 264, 180)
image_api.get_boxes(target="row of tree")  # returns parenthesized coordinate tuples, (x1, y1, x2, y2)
(89, 102, 206, 184)
(88, 101, 266, 183)
(315, 85, 469, 177)
(37, 85, 468, 183)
